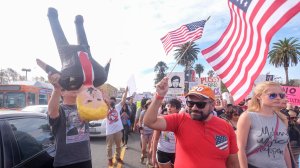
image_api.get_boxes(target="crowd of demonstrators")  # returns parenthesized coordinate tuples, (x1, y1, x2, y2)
(151, 98, 181, 168)
(47, 70, 300, 168)
(237, 81, 292, 168)
(139, 99, 155, 166)
(105, 87, 128, 166)
(216, 96, 248, 133)
(218, 103, 233, 120)
(222, 106, 243, 132)
(288, 109, 300, 167)
(144, 77, 239, 168)
(237, 99, 248, 112)
(278, 100, 300, 168)
(48, 73, 92, 168)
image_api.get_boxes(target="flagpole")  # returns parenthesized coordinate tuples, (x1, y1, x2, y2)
(167, 16, 211, 77)
(167, 41, 194, 77)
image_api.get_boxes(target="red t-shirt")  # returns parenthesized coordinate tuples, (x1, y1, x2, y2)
(164, 113, 238, 168)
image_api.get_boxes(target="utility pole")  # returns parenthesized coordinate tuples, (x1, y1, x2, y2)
(21, 68, 31, 81)
(0, 68, 3, 84)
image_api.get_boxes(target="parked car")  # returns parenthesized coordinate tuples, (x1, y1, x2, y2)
(21, 105, 107, 138)
(21, 105, 48, 114)
(0, 111, 55, 168)
(89, 118, 107, 137)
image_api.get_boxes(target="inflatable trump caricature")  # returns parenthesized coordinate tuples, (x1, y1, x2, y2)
(37, 7, 110, 121)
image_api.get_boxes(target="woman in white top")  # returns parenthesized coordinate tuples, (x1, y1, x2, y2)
(237, 81, 292, 168)
(151, 99, 181, 168)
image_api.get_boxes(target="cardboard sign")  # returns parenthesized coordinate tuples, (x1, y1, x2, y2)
(167, 72, 184, 95)
(200, 77, 222, 96)
(282, 86, 300, 106)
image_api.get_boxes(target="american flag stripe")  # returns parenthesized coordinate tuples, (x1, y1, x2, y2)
(216, 141, 228, 150)
(201, 0, 300, 103)
(162, 28, 204, 54)
(162, 31, 204, 54)
(161, 20, 206, 55)
(215, 135, 228, 150)
(162, 29, 204, 51)
(161, 27, 203, 45)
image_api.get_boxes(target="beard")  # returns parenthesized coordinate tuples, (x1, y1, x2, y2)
(189, 109, 211, 121)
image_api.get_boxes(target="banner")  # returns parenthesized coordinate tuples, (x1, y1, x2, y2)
(282, 86, 300, 106)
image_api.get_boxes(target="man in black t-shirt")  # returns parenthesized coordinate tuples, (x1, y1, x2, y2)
(48, 73, 92, 168)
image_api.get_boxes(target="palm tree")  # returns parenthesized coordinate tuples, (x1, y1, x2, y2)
(194, 63, 204, 78)
(268, 37, 300, 84)
(207, 70, 215, 77)
(154, 61, 168, 84)
(174, 42, 200, 71)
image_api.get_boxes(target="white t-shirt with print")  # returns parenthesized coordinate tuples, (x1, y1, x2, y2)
(106, 103, 124, 135)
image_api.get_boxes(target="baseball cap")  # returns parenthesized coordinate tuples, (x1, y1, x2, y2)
(186, 84, 215, 101)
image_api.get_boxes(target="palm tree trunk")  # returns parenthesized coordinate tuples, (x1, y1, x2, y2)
(284, 66, 289, 85)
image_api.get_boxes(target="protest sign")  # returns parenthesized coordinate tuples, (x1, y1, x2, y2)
(282, 86, 300, 106)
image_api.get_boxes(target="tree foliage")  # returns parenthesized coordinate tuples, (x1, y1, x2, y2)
(0, 68, 47, 84)
(174, 42, 200, 71)
(154, 61, 168, 84)
(194, 63, 204, 78)
(0, 68, 24, 84)
(268, 37, 300, 84)
(207, 70, 215, 77)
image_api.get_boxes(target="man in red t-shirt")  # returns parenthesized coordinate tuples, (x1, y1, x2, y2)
(144, 77, 239, 168)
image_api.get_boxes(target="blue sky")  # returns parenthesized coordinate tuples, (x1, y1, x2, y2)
(0, 0, 299, 93)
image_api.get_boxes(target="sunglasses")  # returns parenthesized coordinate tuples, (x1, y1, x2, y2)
(186, 101, 208, 109)
(268, 93, 286, 100)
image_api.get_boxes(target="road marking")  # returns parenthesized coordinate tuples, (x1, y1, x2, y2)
(107, 146, 126, 168)
(117, 146, 126, 168)
(108, 157, 115, 168)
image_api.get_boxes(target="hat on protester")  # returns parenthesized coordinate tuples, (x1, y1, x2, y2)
(186, 84, 215, 101)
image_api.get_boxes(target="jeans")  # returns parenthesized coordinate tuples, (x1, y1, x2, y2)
(122, 124, 130, 145)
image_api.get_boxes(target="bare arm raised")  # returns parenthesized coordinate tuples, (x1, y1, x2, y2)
(48, 73, 62, 119)
(143, 77, 168, 131)
(121, 86, 128, 106)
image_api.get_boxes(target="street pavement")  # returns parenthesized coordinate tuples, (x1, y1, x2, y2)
(91, 131, 145, 168)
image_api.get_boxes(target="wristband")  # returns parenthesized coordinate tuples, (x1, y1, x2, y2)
(155, 92, 164, 100)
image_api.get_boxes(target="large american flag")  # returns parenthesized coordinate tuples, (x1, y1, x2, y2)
(201, 0, 300, 104)
(161, 19, 207, 55)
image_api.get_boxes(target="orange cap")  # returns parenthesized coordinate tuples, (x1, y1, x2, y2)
(186, 84, 215, 101)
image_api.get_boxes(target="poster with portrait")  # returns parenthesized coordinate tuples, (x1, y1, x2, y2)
(167, 72, 184, 95)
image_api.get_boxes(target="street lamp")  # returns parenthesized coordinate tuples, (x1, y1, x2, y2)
(21, 68, 31, 81)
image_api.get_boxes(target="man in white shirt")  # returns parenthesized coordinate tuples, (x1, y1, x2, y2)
(106, 87, 128, 166)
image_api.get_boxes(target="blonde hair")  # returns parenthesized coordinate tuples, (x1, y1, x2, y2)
(248, 81, 288, 125)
